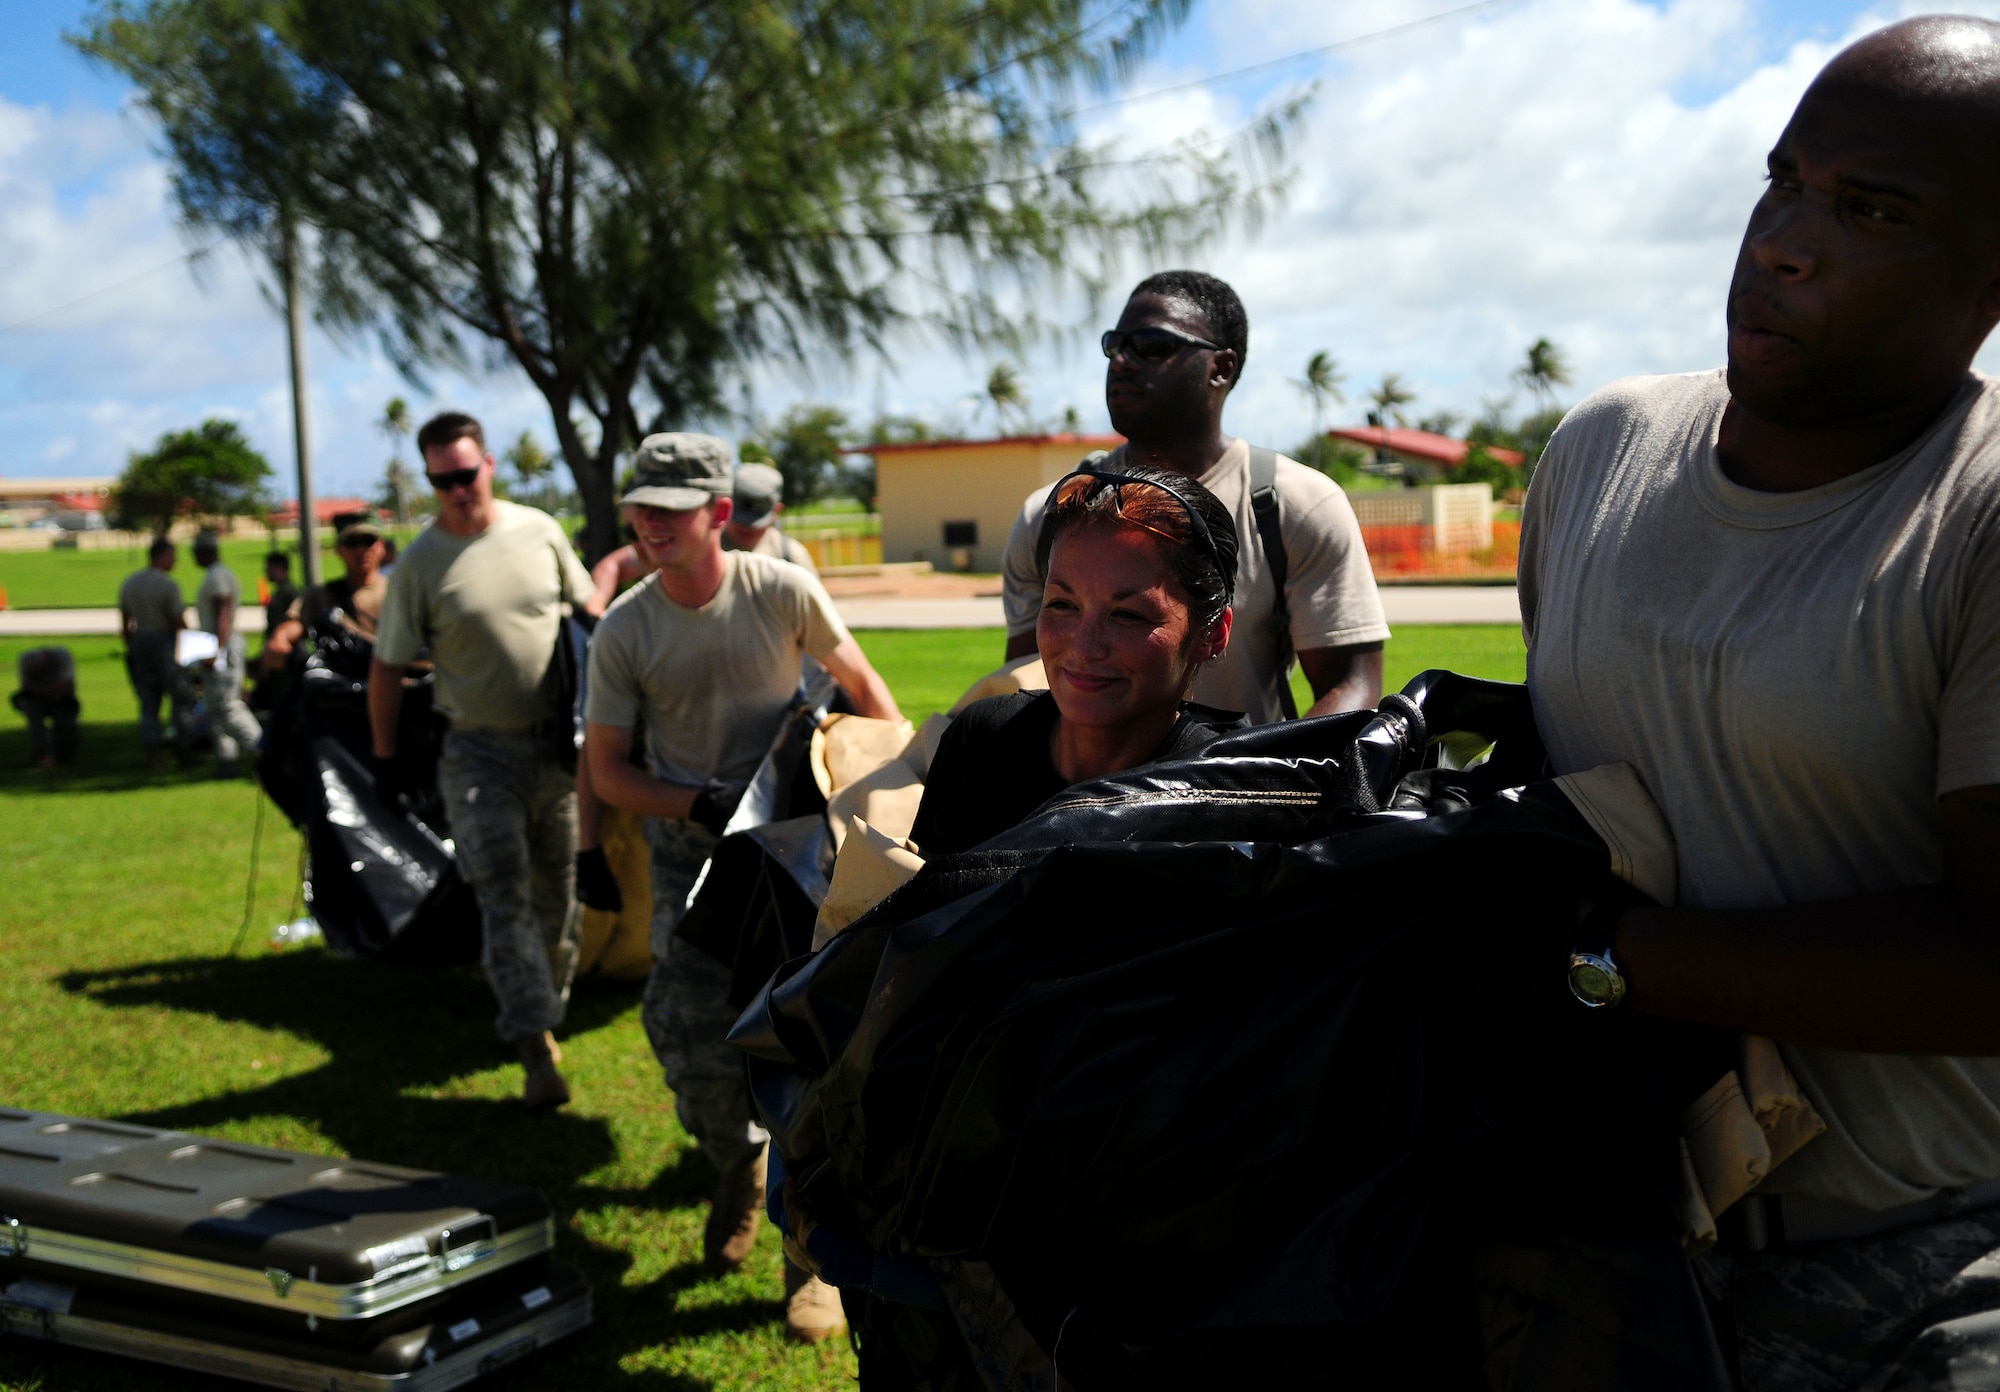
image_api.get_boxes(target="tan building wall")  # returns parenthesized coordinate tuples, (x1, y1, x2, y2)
(872, 434, 1121, 572)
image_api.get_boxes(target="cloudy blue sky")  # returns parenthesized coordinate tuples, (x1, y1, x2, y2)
(0, 0, 1983, 496)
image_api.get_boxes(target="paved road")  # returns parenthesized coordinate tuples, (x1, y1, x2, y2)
(0, 586, 1521, 637)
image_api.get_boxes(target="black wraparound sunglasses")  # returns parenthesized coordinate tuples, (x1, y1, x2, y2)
(426, 466, 481, 492)
(1100, 325, 1223, 362)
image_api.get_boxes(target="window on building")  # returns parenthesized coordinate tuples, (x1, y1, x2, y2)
(942, 520, 978, 547)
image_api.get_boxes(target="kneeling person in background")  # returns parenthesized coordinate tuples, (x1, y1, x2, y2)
(583, 432, 900, 1337)
(11, 646, 79, 771)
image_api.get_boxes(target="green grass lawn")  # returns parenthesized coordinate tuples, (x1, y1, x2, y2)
(0, 623, 1524, 1391)
(0, 532, 434, 611)
(855, 624, 1527, 723)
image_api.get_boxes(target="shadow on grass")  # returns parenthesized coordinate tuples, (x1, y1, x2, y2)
(0, 720, 240, 795)
(57, 953, 636, 1194)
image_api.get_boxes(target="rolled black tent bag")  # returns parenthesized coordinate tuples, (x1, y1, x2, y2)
(734, 673, 1733, 1390)
(256, 615, 480, 968)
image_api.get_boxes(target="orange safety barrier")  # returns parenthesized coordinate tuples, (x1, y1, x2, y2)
(1362, 520, 1519, 582)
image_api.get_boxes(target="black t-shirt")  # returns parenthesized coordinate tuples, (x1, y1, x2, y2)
(908, 690, 1242, 858)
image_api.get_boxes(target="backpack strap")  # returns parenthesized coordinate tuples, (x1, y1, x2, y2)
(1247, 446, 1297, 720)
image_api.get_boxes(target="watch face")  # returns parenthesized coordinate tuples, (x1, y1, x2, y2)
(1567, 956, 1625, 1008)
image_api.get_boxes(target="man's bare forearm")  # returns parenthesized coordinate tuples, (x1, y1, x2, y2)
(586, 742, 700, 820)
(575, 754, 604, 850)
(1300, 642, 1385, 717)
(1615, 889, 2000, 1054)
(367, 657, 406, 758)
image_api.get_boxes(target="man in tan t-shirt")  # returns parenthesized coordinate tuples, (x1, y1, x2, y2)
(583, 433, 899, 1340)
(371, 411, 593, 1112)
(1519, 19, 2000, 1382)
(1001, 271, 1388, 724)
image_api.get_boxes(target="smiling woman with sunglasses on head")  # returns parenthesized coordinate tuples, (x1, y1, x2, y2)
(907, 462, 1244, 858)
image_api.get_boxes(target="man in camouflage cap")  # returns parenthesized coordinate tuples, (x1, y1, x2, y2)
(725, 462, 816, 572)
(583, 430, 901, 1340)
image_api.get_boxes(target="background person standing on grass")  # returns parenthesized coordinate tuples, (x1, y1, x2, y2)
(190, 530, 266, 778)
(369, 411, 594, 1113)
(1519, 17, 2000, 1384)
(1001, 270, 1390, 722)
(117, 535, 188, 770)
(582, 433, 900, 1342)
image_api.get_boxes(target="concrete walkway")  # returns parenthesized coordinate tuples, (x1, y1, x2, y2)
(0, 585, 1521, 637)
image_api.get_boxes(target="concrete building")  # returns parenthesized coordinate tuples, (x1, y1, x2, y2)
(0, 476, 114, 525)
(864, 432, 1121, 572)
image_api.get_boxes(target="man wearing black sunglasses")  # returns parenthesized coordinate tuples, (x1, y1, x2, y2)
(1002, 270, 1389, 723)
(371, 411, 594, 1112)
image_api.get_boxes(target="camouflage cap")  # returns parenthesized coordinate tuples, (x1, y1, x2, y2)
(732, 462, 785, 527)
(622, 432, 734, 511)
(336, 517, 384, 547)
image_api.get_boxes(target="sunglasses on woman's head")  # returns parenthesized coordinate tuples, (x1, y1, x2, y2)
(426, 466, 481, 492)
(1049, 467, 1226, 577)
(1099, 325, 1222, 362)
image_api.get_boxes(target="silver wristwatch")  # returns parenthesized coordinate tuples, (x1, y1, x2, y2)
(1567, 907, 1628, 1009)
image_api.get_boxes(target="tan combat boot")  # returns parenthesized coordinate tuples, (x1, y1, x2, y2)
(703, 1147, 767, 1273)
(515, 1031, 570, 1111)
(784, 1260, 848, 1343)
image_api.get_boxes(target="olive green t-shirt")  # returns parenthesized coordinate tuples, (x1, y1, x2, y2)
(375, 501, 592, 731)
(585, 552, 850, 786)
(118, 568, 183, 634)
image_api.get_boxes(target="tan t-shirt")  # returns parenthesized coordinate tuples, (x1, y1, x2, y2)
(118, 568, 183, 634)
(727, 526, 818, 573)
(1001, 440, 1389, 724)
(1521, 369, 2000, 1209)
(375, 501, 592, 730)
(585, 552, 851, 786)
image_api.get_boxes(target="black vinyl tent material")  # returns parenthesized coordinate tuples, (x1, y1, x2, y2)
(731, 674, 1734, 1389)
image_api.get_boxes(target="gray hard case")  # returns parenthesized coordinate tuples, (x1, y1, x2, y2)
(0, 1109, 552, 1321)
(0, 1258, 591, 1390)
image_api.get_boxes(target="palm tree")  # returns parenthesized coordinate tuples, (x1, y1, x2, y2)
(1293, 351, 1346, 441)
(1367, 373, 1416, 429)
(1514, 338, 1573, 413)
(377, 396, 414, 520)
(982, 363, 1029, 433)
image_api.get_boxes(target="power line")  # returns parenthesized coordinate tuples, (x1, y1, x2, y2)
(1064, 0, 1525, 119)
(0, 239, 226, 334)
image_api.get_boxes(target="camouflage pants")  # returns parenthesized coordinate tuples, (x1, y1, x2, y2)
(1701, 1201, 2000, 1391)
(438, 729, 581, 1043)
(127, 632, 191, 753)
(641, 817, 768, 1171)
(199, 633, 265, 764)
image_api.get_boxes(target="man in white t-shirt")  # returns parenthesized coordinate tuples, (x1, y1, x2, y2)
(1001, 270, 1389, 723)
(1520, 18, 2000, 1383)
(584, 433, 899, 1339)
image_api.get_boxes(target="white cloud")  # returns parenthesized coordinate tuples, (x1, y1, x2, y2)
(5, 0, 2000, 491)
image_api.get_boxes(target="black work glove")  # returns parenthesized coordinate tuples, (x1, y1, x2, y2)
(574, 846, 623, 913)
(371, 754, 408, 807)
(688, 780, 747, 837)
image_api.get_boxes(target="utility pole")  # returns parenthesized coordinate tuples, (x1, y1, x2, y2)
(283, 214, 321, 587)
